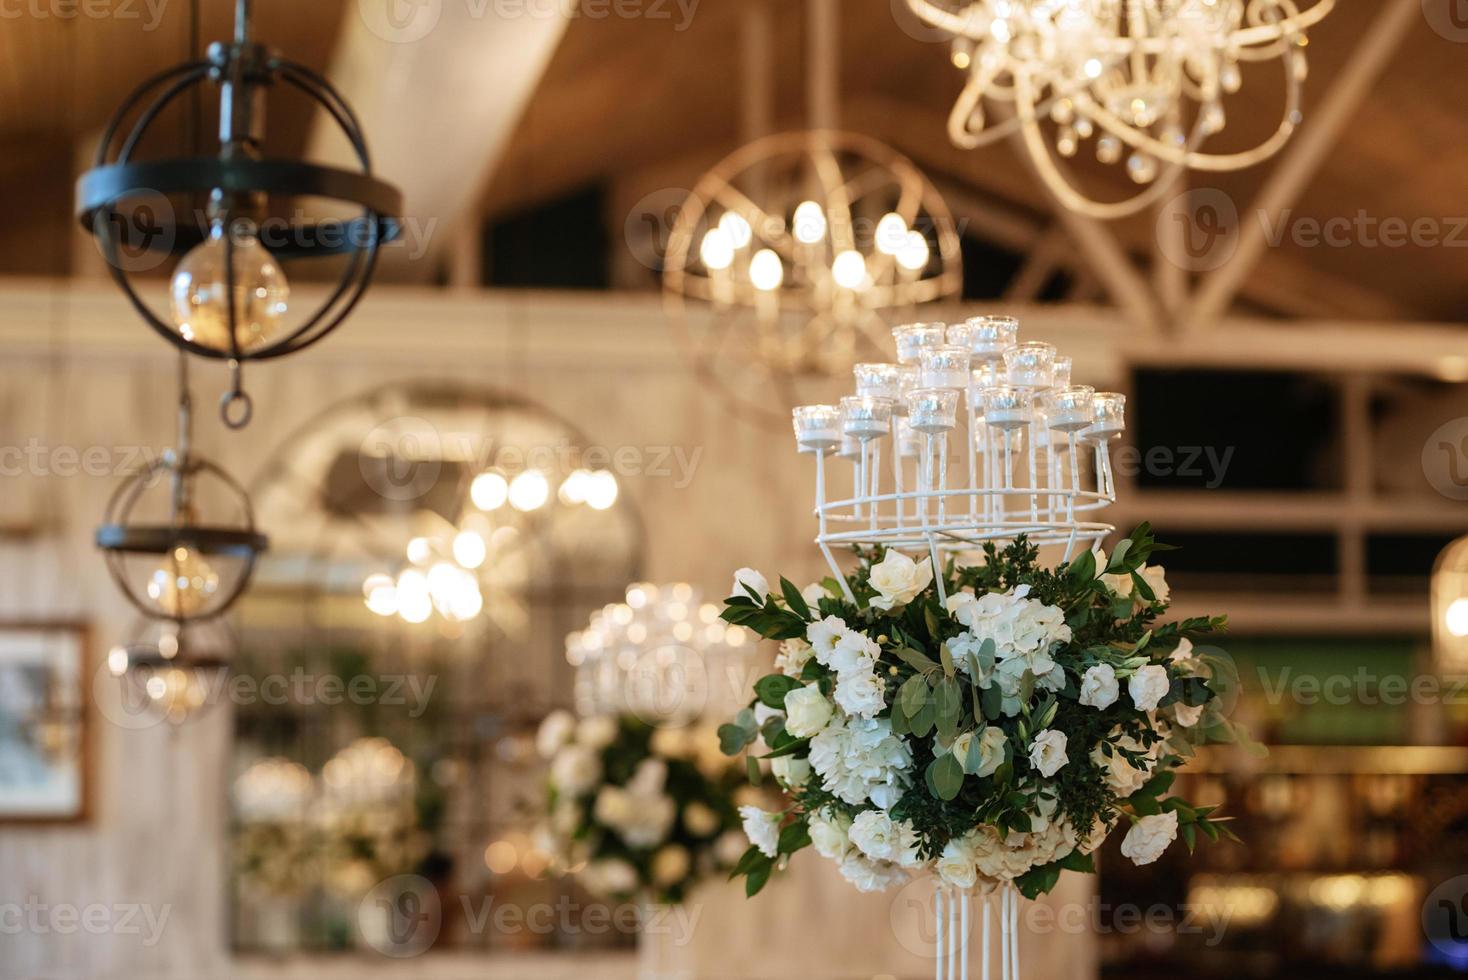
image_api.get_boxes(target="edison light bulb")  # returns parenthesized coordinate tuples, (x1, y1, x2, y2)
(749, 248, 783, 291)
(832, 250, 867, 289)
(875, 213, 908, 255)
(169, 221, 289, 353)
(792, 201, 826, 244)
(146, 546, 220, 617)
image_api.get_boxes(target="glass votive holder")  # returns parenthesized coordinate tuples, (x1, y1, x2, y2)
(964, 315, 1019, 362)
(1004, 341, 1056, 389)
(838, 434, 861, 459)
(906, 388, 960, 433)
(982, 385, 1034, 430)
(968, 362, 1002, 414)
(854, 363, 902, 400)
(792, 404, 841, 453)
(892, 365, 921, 416)
(892, 323, 947, 364)
(895, 417, 922, 457)
(1088, 392, 1126, 438)
(1046, 385, 1096, 432)
(841, 395, 895, 439)
(1052, 355, 1073, 390)
(919, 345, 972, 389)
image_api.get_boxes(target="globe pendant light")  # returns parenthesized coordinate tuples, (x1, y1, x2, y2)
(75, 0, 402, 427)
(96, 359, 268, 628)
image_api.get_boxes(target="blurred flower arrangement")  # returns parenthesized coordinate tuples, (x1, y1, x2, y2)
(718, 525, 1258, 899)
(231, 738, 430, 905)
(536, 711, 751, 904)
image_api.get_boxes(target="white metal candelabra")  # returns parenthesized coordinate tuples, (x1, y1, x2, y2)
(793, 316, 1125, 607)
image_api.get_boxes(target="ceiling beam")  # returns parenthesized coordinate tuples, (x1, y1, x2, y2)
(1185, 0, 1420, 331)
(306, 3, 571, 281)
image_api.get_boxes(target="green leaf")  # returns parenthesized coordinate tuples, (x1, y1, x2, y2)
(780, 577, 812, 621)
(754, 675, 803, 709)
(895, 646, 941, 675)
(718, 723, 756, 756)
(729, 845, 767, 879)
(925, 753, 964, 801)
(1107, 539, 1132, 572)
(777, 819, 811, 855)
(758, 737, 810, 760)
(1131, 570, 1156, 603)
(934, 677, 963, 740)
(980, 685, 1003, 722)
(1138, 771, 1175, 799)
(924, 605, 943, 644)
(1057, 850, 1095, 874)
(1016, 863, 1061, 900)
(909, 699, 936, 738)
(1181, 823, 1197, 853)
(939, 641, 956, 679)
(745, 862, 773, 897)
(899, 675, 930, 719)
(746, 754, 762, 785)
(1067, 548, 1097, 583)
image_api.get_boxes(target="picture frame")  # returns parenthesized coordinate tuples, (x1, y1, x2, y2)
(0, 622, 90, 824)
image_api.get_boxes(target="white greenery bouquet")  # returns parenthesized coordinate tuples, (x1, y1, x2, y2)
(538, 711, 752, 904)
(719, 525, 1254, 899)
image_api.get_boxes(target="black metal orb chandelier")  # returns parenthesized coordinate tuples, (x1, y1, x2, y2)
(97, 368, 268, 629)
(75, 0, 402, 428)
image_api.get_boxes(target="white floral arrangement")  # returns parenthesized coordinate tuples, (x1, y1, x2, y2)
(537, 711, 752, 904)
(719, 526, 1255, 899)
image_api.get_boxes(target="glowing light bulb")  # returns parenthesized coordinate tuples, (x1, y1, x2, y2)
(699, 228, 734, 270)
(792, 201, 827, 244)
(718, 211, 752, 249)
(749, 248, 783, 291)
(896, 232, 930, 272)
(559, 469, 591, 505)
(363, 572, 399, 616)
(406, 536, 433, 565)
(832, 250, 867, 289)
(875, 213, 908, 255)
(146, 547, 220, 617)
(453, 530, 487, 569)
(508, 470, 550, 511)
(168, 221, 289, 353)
(1447, 598, 1468, 637)
(584, 470, 618, 511)
(471, 471, 509, 511)
(396, 569, 432, 624)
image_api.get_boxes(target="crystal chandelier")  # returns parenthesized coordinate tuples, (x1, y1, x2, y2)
(791, 316, 1125, 600)
(907, 0, 1335, 218)
(663, 131, 962, 426)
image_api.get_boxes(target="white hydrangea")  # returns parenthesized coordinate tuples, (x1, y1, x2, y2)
(944, 587, 1072, 714)
(808, 715, 912, 808)
(833, 666, 886, 719)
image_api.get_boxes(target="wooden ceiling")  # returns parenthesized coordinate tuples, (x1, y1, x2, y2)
(2, 0, 1464, 324)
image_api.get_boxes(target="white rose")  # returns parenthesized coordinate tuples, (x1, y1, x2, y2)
(651, 845, 691, 887)
(892, 821, 926, 869)
(739, 805, 781, 858)
(1170, 637, 1194, 663)
(550, 745, 602, 796)
(536, 709, 577, 759)
(936, 837, 978, 889)
(834, 669, 886, 719)
(848, 810, 900, 861)
(1079, 664, 1119, 710)
(577, 715, 619, 750)
(1105, 565, 1170, 606)
(1028, 729, 1068, 777)
(807, 615, 850, 665)
(973, 726, 1008, 777)
(829, 631, 880, 675)
(1128, 664, 1171, 712)
(683, 801, 720, 836)
(808, 809, 853, 860)
(784, 683, 834, 738)
(802, 582, 827, 607)
(731, 567, 769, 600)
(1120, 812, 1178, 866)
(867, 551, 933, 612)
(1173, 702, 1205, 728)
(837, 853, 906, 893)
(771, 755, 811, 789)
(776, 638, 814, 677)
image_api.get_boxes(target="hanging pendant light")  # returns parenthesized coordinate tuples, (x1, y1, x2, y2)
(97, 361, 268, 626)
(75, 0, 402, 427)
